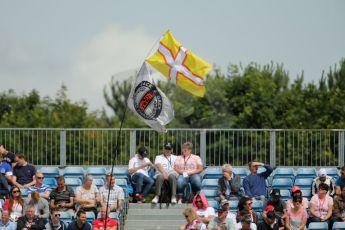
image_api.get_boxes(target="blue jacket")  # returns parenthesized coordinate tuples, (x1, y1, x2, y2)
(243, 165, 273, 198)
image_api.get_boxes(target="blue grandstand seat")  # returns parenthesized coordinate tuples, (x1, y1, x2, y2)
(208, 200, 219, 210)
(300, 189, 312, 199)
(229, 200, 239, 212)
(201, 179, 218, 189)
(273, 168, 295, 179)
(271, 178, 293, 190)
(63, 167, 84, 177)
(232, 168, 248, 178)
(200, 189, 217, 200)
(203, 167, 222, 179)
(20, 189, 29, 198)
(294, 178, 313, 189)
(308, 222, 328, 230)
(93, 178, 105, 188)
(65, 177, 82, 188)
(60, 212, 72, 224)
(252, 200, 264, 212)
(279, 189, 291, 200)
(257, 212, 263, 221)
(40, 166, 60, 178)
(112, 167, 129, 180)
(86, 167, 107, 177)
(97, 212, 120, 220)
(296, 168, 317, 178)
(333, 221, 345, 230)
(43, 177, 57, 188)
(324, 168, 339, 178)
(85, 211, 95, 224)
(115, 178, 127, 188)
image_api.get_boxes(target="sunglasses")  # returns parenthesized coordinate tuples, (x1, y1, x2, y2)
(196, 200, 202, 203)
(12, 190, 20, 194)
(37, 177, 44, 179)
(54, 214, 61, 217)
(184, 215, 189, 218)
(246, 202, 253, 205)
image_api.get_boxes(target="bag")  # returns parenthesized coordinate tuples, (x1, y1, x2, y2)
(159, 180, 171, 208)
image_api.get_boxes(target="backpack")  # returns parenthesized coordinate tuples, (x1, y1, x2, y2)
(159, 180, 171, 209)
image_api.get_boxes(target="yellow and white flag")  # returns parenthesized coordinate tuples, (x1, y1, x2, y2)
(146, 31, 212, 97)
(127, 63, 174, 132)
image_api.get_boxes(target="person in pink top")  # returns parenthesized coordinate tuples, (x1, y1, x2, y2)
(285, 196, 308, 230)
(174, 142, 204, 204)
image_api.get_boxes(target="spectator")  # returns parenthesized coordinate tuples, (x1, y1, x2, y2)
(0, 210, 16, 230)
(174, 142, 203, 204)
(207, 206, 236, 230)
(257, 206, 281, 230)
(243, 160, 273, 200)
(50, 176, 75, 216)
(0, 154, 12, 198)
(286, 186, 309, 210)
(92, 206, 118, 230)
(67, 210, 91, 230)
(308, 183, 333, 229)
(26, 191, 50, 219)
(217, 164, 242, 201)
(16, 205, 46, 230)
(180, 207, 206, 230)
(220, 200, 237, 224)
(128, 146, 154, 204)
(99, 173, 124, 213)
(3, 186, 25, 222)
(152, 142, 178, 204)
(236, 214, 257, 230)
(12, 153, 36, 189)
(263, 189, 286, 220)
(0, 144, 16, 167)
(311, 168, 335, 196)
(75, 174, 100, 216)
(237, 197, 259, 224)
(335, 166, 345, 195)
(192, 193, 215, 225)
(27, 172, 51, 200)
(332, 184, 345, 222)
(45, 209, 66, 230)
(285, 196, 307, 230)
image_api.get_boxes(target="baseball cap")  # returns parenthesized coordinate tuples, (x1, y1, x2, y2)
(138, 147, 148, 158)
(291, 186, 301, 193)
(164, 142, 173, 150)
(220, 199, 230, 207)
(270, 188, 280, 197)
(217, 206, 228, 213)
(318, 168, 327, 177)
(265, 205, 275, 212)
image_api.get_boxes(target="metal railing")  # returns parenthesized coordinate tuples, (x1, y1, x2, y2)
(0, 128, 343, 167)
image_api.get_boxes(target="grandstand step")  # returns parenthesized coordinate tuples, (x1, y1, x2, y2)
(128, 208, 186, 215)
(125, 219, 185, 227)
(125, 226, 184, 230)
(128, 203, 190, 209)
(126, 214, 184, 221)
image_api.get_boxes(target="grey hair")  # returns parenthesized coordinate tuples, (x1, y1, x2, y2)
(222, 164, 233, 172)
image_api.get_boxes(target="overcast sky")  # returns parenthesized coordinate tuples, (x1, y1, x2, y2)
(1, 0, 344, 112)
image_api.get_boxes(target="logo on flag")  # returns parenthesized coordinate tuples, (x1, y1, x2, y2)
(127, 63, 174, 132)
(146, 31, 212, 97)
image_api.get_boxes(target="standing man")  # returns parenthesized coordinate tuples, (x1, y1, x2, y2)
(217, 164, 242, 201)
(99, 173, 124, 213)
(243, 160, 273, 200)
(152, 142, 178, 204)
(174, 142, 204, 204)
(128, 147, 154, 203)
(12, 153, 36, 189)
(0, 144, 16, 167)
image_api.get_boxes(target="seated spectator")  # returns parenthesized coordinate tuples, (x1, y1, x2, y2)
(0, 144, 16, 167)
(12, 153, 36, 189)
(243, 160, 273, 200)
(312, 168, 335, 196)
(180, 207, 206, 230)
(0, 154, 12, 198)
(237, 197, 259, 224)
(220, 200, 237, 224)
(335, 166, 345, 195)
(99, 173, 124, 213)
(93, 206, 118, 230)
(128, 147, 154, 204)
(217, 164, 242, 201)
(50, 176, 75, 216)
(28, 172, 51, 200)
(16, 205, 46, 230)
(285, 196, 307, 230)
(67, 209, 91, 230)
(174, 142, 203, 204)
(75, 174, 100, 216)
(308, 183, 333, 229)
(192, 193, 215, 225)
(257, 206, 281, 230)
(332, 184, 345, 222)
(263, 189, 286, 220)
(26, 191, 50, 219)
(3, 186, 25, 222)
(207, 206, 236, 230)
(0, 210, 16, 229)
(45, 209, 67, 230)
(152, 142, 178, 204)
(286, 186, 309, 210)
(236, 214, 257, 230)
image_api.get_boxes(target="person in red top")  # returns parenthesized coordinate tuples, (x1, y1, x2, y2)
(93, 206, 118, 230)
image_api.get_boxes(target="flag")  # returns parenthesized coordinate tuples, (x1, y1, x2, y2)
(146, 31, 212, 97)
(127, 62, 174, 132)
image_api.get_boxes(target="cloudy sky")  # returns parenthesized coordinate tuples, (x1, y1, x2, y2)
(0, 0, 344, 112)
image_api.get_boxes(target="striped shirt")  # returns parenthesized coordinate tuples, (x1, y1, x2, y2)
(28, 184, 52, 194)
(99, 185, 124, 208)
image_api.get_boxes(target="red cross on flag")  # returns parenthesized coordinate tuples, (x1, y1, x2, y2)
(146, 31, 212, 97)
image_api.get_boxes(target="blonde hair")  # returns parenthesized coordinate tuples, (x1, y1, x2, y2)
(183, 207, 197, 220)
(182, 142, 193, 151)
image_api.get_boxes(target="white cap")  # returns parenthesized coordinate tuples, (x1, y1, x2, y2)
(318, 168, 327, 177)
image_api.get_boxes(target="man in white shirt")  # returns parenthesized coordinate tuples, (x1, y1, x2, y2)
(128, 147, 154, 203)
(152, 142, 177, 204)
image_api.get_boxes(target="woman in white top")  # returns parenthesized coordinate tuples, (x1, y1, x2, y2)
(3, 186, 24, 221)
(75, 174, 101, 216)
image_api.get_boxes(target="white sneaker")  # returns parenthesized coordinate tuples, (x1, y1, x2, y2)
(171, 197, 177, 204)
(152, 195, 159, 204)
